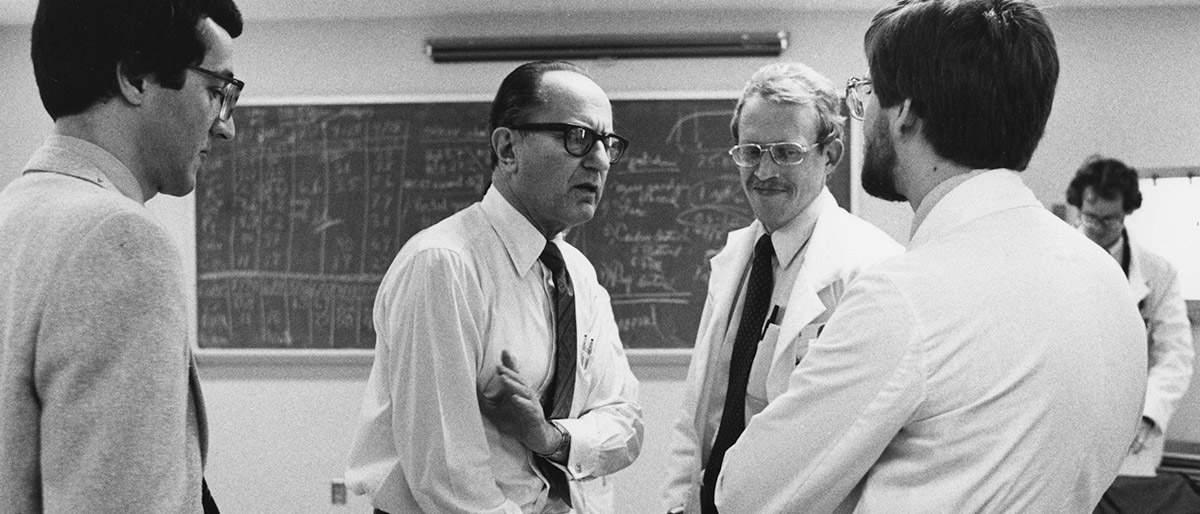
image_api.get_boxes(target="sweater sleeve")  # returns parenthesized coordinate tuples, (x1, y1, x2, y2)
(35, 209, 198, 514)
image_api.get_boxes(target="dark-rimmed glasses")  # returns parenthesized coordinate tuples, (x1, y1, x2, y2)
(728, 139, 824, 167)
(845, 77, 873, 121)
(508, 123, 629, 164)
(187, 65, 244, 122)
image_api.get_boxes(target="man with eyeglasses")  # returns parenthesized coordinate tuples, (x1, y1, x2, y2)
(717, 1, 1146, 513)
(1066, 156, 1193, 485)
(0, 0, 243, 512)
(661, 62, 902, 514)
(346, 60, 642, 514)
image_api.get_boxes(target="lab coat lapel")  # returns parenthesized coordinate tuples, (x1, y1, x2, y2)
(1127, 239, 1150, 305)
(766, 200, 844, 399)
(693, 223, 759, 438)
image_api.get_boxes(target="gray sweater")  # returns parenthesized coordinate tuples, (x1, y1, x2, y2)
(0, 136, 206, 513)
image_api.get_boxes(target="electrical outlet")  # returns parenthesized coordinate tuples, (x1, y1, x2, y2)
(331, 479, 347, 505)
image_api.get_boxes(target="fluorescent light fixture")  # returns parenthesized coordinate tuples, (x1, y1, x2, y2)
(426, 31, 788, 63)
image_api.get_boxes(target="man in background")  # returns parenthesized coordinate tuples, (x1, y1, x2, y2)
(0, 0, 243, 512)
(661, 62, 902, 514)
(346, 61, 642, 514)
(717, 1, 1146, 512)
(1066, 156, 1194, 478)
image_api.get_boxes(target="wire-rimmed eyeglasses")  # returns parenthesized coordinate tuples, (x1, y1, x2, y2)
(728, 139, 825, 167)
(1080, 212, 1125, 228)
(187, 65, 244, 122)
(845, 77, 872, 121)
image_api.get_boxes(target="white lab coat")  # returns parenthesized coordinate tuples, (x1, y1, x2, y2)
(716, 170, 1147, 514)
(1119, 232, 1195, 476)
(661, 192, 903, 513)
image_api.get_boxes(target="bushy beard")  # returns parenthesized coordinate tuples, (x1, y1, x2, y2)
(861, 114, 906, 203)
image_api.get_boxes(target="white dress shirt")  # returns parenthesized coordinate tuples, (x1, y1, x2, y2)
(346, 187, 642, 514)
(717, 170, 1147, 513)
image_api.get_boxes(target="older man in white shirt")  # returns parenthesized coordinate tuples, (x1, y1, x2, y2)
(716, 2, 1146, 513)
(346, 61, 642, 514)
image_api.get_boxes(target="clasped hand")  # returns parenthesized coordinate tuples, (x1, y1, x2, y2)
(479, 350, 560, 456)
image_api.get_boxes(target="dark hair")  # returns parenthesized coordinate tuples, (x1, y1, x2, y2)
(32, 0, 243, 120)
(730, 62, 844, 147)
(488, 60, 589, 168)
(865, 0, 1058, 171)
(1065, 155, 1143, 213)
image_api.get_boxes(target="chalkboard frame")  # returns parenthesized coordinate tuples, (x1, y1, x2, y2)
(195, 92, 750, 367)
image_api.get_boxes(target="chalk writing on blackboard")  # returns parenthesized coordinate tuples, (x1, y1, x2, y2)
(196, 98, 847, 350)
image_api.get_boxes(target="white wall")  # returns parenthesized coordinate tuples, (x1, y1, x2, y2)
(4, 6, 1200, 512)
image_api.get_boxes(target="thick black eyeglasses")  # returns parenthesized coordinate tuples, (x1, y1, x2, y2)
(845, 77, 872, 121)
(508, 123, 629, 164)
(728, 138, 828, 167)
(187, 65, 244, 122)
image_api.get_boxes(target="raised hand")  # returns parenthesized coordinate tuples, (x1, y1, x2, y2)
(479, 350, 561, 455)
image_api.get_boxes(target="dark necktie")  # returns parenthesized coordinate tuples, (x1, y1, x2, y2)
(701, 233, 774, 514)
(534, 240, 577, 507)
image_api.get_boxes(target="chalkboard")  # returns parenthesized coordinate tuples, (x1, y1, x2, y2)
(196, 98, 851, 350)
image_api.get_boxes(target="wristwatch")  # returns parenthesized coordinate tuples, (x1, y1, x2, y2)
(536, 420, 571, 463)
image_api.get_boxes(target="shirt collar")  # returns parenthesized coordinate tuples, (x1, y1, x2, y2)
(480, 186, 555, 277)
(908, 169, 1041, 249)
(910, 169, 988, 240)
(763, 187, 829, 269)
(22, 135, 147, 204)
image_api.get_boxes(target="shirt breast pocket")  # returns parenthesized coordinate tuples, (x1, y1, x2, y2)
(745, 324, 782, 414)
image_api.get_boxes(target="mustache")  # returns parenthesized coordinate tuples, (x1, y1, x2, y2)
(747, 175, 787, 189)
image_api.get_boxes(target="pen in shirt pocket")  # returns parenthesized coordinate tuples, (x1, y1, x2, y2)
(580, 336, 594, 370)
(761, 305, 780, 340)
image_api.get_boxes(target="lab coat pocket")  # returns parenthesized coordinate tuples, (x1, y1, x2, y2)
(764, 323, 822, 401)
(745, 324, 781, 414)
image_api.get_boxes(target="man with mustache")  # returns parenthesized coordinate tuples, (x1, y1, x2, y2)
(346, 60, 642, 514)
(717, 1, 1146, 513)
(661, 62, 902, 514)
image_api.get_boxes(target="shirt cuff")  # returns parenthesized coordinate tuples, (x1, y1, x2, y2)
(554, 417, 598, 479)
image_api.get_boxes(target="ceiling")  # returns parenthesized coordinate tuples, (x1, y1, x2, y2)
(2, 0, 1199, 26)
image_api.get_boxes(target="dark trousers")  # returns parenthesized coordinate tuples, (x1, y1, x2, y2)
(202, 478, 220, 514)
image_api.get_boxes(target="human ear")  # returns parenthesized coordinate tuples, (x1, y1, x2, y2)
(115, 60, 148, 106)
(491, 127, 518, 171)
(893, 98, 922, 138)
(823, 138, 844, 171)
